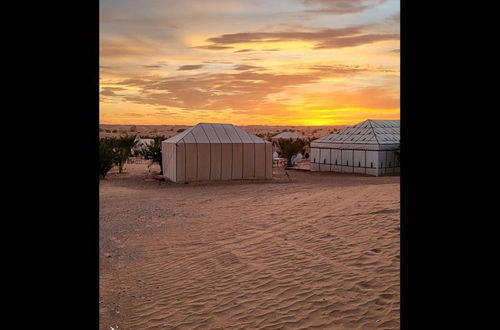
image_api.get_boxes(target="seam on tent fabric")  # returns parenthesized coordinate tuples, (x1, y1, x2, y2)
(252, 142, 255, 178)
(233, 126, 245, 179)
(222, 125, 234, 180)
(209, 124, 223, 181)
(199, 124, 212, 180)
(190, 131, 198, 179)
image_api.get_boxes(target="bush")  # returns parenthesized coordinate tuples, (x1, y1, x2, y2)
(99, 138, 118, 179)
(177, 128, 186, 133)
(112, 129, 117, 133)
(274, 138, 307, 167)
(141, 135, 166, 174)
(113, 134, 137, 173)
(129, 125, 136, 132)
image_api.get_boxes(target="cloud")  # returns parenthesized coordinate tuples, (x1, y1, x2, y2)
(193, 45, 233, 50)
(390, 48, 400, 53)
(202, 25, 398, 49)
(234, 48, 253, 53)
(233, 64, 261, 71)
(177, 64, 205, 71)
(314, 33, 399, 49)
(100, 87, 126, 97)
(300, 0, 388, 14)
(115, 64, 373, 112)
(143, 65, 163, 69)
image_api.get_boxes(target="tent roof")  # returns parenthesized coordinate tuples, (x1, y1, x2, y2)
(311, 119, 400, 149)
(164, 123, 270, 144)
(272, 131, 300, 139)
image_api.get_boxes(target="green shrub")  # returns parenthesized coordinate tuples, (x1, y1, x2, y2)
(141, 135, 166, 174)
(99, 138, 118, 179)
(274, 138, 307, 167)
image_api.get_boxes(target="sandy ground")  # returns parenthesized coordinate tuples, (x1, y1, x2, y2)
(100, 162, 399, 329)
(99, 124, 346, 141)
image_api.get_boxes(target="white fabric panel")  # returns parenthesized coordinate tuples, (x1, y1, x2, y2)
(354, 150, 365, 169)
(366, 151, 378, 170)
(176, 142, 186, 183)
(212, 124, 232, 143)
(197, 143, 211, 181)
(254, 143, 266, 177)
(223, 124, 243, 143)
(185, 142, 197, 181)
(220, 143, 232, 180)
(265, 142, 272, 179)
(242, 143, 255, 178)
(210, 143, 222, 180)
(200, 123, 221, 142)
(331, 149, 341, 166)
(320, 148, 330, 165)
(310, 148, 320, 165)
(341, 150, 353, 167)
(332, 165, 342, 172)
(231, 143, 243, 179)
(191, 125, 210, 143)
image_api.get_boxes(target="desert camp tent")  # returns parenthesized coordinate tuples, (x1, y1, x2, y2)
(132, 136, 155, 155)
(310, 120, 400, 176)
(271, 131, 300, 141)
(162, 123, 273, 183)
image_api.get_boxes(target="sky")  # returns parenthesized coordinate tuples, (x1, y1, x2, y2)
(100, 0, 400, 126)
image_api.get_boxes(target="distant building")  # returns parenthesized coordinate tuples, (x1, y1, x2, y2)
(132, 137, 155, 154)
(271, 131, 300, 141)
(162, 123, 272, 183)
(310, 120, 400, 176)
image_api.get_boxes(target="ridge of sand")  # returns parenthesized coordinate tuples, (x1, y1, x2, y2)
(100, 164, 399, 329)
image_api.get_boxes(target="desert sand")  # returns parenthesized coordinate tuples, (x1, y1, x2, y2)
(99, 124, 346, 141)
(100, 161, 399, 329)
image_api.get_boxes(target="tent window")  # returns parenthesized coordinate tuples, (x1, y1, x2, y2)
(381, 162, 383, 168)
(358, 161, 361, 167)
(313, 158, 316, 163)
(371, 162, 373, 168)
(324, 159, 326, 164)
(389, 161, 391, 167)
(335, 159, 337, 165)
(346, 160, 349, 166)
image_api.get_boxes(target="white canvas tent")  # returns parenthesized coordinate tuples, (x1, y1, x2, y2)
(272, 131, 300, 141)
(162, 123, 273, 183)
(310, 120, 400, 176)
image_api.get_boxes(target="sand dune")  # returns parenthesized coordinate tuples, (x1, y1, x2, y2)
(100, 164, 399, 329)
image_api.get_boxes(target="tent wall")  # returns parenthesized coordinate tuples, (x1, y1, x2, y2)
(319, 148, 331, 171)
(310, 147, 399, 176)
(220, 143, 232, 180)
(242, 143, 255, 178)
(210, 143, 222, 180)
(162, 123, 273, 182)
(265, 142, 272, 179)
(162, 141, 177, 182)
(310, 148, 320, 171)
(341, 150, 354, 173)
(254, 143, 266, 177)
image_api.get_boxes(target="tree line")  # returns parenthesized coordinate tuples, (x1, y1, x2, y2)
(99, 134, 166, 179)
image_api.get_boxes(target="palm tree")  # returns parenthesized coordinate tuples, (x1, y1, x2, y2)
(99, 137, 118, 179)
(274, 138, 307, 167)
(114, 134, 137, 173)
(142, 135, 167, 174)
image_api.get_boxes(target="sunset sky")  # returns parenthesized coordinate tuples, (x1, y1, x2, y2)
(100, 0, 400, 126)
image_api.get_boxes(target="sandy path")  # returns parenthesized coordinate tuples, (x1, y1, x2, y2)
(100, 164, 399, 329)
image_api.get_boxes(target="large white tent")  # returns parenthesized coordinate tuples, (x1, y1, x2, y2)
(162, 123, 273, 183)
(310, 120, 400, 176)
(271, 131, 300, 141)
